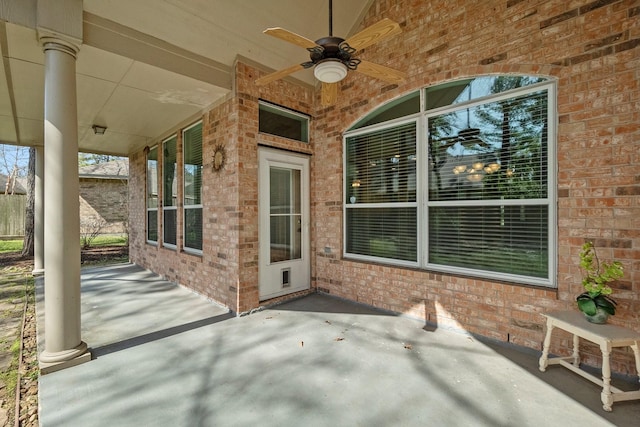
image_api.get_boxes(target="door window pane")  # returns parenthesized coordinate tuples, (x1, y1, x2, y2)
(270, 167, 302, 263)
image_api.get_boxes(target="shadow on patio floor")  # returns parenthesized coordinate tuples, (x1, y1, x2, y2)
(37, 264, 638, 427)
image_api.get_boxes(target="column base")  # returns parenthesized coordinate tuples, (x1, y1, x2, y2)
(32, 268, 44, 277)
(39, 341, 91, 375)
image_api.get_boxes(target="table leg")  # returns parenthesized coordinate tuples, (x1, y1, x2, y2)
(572, 334, 580, 366)
(632, 341, 640, 387)
(600, 344, 613, 412)
(539, 319, 553, 372)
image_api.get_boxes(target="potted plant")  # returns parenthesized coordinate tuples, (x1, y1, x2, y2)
(576, 242, 623, 324)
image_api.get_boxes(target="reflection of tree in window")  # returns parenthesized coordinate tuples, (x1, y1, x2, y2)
(428, 76, 548, 201)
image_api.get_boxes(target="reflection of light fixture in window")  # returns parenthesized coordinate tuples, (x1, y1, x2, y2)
(453, 165, 467, 175)
(314, 60, 348, 83)
(506, 168, 514, 177)
(351, 179, 361, 188)
(92, 125, 107, 135)
(472, 161, 484, 171)
(467, 173, 483, 182)
(484, 163, 500, 174)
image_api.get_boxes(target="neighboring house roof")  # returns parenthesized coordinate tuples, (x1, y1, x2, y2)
(1, 173, 27, 194)
(79, 159, 129, 180)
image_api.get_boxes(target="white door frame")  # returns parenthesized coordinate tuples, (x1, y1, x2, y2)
(258, 147, 310, 300)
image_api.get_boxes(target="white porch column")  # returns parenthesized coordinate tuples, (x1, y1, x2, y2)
(38, 37, 89, 369)
(32, 146, 44, 276)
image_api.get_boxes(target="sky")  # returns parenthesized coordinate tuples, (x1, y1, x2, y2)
(0, 144, 127, 178)
(0, 144, 29, 177)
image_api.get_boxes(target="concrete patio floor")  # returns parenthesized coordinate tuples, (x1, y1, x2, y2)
(37, 264, 639, 426)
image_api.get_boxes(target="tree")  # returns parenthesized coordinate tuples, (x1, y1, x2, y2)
(21, 147, 35, 257)
(1, 144, 29, 194)
(78, 153, 122, 166)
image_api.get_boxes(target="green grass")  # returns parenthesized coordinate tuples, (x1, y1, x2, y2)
(88, 235, 128, 247)
(0, 235, 127, 254)
(0, 337, 20, 400)
(0, 273, 31, 419)
(0, 240, 23, 253)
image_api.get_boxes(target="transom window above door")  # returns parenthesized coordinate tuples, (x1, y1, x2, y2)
(259, 101, 310, 143)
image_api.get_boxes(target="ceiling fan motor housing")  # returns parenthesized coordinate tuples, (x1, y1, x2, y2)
(309, 37, 358, 67)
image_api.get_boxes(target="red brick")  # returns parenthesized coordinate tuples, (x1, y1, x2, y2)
(129, 0, 640, 376)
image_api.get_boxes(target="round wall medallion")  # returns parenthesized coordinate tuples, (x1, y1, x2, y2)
(212, 145, 226, 171)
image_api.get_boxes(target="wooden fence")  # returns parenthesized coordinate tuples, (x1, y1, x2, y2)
(0, 195, 25, 238)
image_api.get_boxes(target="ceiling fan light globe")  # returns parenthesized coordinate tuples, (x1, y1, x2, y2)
(314, 60, 348, 83)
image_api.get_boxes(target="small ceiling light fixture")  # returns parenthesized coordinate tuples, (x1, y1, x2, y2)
(314, 60, 348, 83)
(92, 125, 107, 135)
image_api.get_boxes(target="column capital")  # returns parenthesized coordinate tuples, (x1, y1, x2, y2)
(38, 30, 81, 58)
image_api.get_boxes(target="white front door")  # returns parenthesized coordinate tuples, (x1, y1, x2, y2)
(258, 147, 310, 300)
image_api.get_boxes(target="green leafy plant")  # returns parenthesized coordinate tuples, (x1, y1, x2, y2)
(576, 242, 623, 316)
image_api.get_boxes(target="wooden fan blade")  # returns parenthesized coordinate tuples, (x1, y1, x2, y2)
(255, 63, 306, 86)
(342, 18, 401, 51)
(263, 27, 319, 49)
(355, 60, 406, 84)
(321, 82, 338, 106)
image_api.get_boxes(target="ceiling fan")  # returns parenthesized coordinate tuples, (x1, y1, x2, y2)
(255, 0, 406, 105)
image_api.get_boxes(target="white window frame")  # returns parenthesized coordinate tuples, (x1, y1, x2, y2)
(343, 117, 421, 269)
(182, 121, 203, 255)
(258, 100, 310, 143)
(146, 145, 159, 245)
(162, 135, 178, 250)
(343, 79, 557, 288)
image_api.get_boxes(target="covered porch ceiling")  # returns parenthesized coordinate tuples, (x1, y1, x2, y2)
(0, 0, 374, 157)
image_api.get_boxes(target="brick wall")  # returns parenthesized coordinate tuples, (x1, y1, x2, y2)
(79, 178, 128, 234)
(309, 0, 639, 375)
(129, 70, 315, 314)
(129, 0, 639, 375)
(129, 104, 242, 311)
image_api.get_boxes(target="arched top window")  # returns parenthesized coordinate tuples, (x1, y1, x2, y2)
(349, 75, 549, 132)
(424, 75, 548, 111)
(350, 91, 420, 130)
(343, 75, 556, 288)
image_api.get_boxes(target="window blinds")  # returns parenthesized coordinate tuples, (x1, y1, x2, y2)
(183, 122, 203, 251)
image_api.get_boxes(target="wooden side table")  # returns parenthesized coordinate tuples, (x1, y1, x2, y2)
(538, 310, 640, 411)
